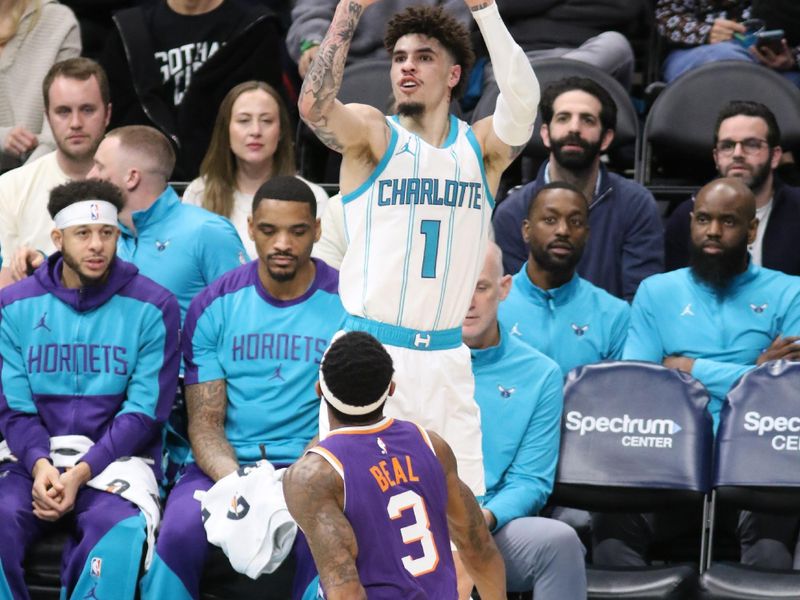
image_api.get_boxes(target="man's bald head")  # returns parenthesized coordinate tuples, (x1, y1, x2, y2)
(695, 177, 756, 221)
(463, 241, 512, 349)
(483, 241, 504, 282)
(689, 177, 757, 291)
(105, 125, 176, 182)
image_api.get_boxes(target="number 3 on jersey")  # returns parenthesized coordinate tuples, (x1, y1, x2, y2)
(420, 220, 441, 279)
(387, 489, 440, 576)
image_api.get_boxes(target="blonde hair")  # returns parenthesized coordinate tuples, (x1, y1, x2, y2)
(0, 0, 42, 46)
(106, 125, 176, 181)
(198, 81, 295, 219)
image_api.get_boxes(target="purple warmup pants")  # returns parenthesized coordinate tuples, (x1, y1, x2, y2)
(0, 462, 145, 600)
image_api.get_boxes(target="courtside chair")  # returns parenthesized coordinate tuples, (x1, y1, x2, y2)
(552, 361, 714, 599)
(699, 360, 800, 599)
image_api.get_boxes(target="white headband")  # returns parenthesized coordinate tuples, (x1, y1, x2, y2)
(54, 200, 118, 230)
(319, 367, 391, 416)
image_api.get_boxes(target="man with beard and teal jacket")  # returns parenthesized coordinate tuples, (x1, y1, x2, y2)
(593, 178, 800, 570)
(499, 181, 629, 375)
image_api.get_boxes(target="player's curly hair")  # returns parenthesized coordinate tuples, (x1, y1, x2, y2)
(321, 332, 395, 425)
(384, 5, 475, 100)
(48, 180, 124, 219)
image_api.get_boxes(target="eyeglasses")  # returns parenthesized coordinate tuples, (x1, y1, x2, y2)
(715, 138, 770, 155)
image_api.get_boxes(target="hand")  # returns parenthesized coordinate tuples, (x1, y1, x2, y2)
(708, 19, 746, 44)
(751, 39, 796, 71)
(481, 508, 497, 531)
(31, 458, 64, 522)
(663, 355, 695, 373)
(3, 126, 38, 157)
(757, 335, 800, 365)
(298, 45, 319, 78)
(51, 462, 92, 516)
(10, 246, 44, 282)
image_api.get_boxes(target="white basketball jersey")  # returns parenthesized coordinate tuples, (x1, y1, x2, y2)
(339, 115, 493, 332)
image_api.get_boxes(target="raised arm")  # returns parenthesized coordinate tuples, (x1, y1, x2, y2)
(186, 380, 239, 482)
(283, 453, 367, 600)
(297, 0, 388, 158)
(467, 0, 539, 183)
(429, 430, 507, 600)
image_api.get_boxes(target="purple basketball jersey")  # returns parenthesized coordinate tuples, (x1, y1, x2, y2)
(311, 417, 457, 599)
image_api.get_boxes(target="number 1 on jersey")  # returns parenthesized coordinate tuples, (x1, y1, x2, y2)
(420, 220, 441, 279)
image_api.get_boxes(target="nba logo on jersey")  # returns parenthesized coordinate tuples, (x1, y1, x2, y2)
(377, 437, 388, 454)
(89, 203, 99, 221)
(90, 557, 102, 577)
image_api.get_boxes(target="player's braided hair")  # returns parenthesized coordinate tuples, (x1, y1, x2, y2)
(322, 332, 394, 424)
(384, 5, 475, 99)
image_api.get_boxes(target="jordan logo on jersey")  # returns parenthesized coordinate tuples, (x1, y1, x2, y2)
(680, 304, 695, 317)
(33, 312, 51, 332)
(395, 141, 415, 157)
(509, 322, 522, 337)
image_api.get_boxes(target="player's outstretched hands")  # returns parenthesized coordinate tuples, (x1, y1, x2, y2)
(757, 335, 800, 365)
(31, 458, 65, 522)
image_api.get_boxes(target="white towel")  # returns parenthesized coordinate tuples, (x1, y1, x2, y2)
(193, 460, 297, 579)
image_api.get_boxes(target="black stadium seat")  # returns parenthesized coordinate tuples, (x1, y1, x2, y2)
(699, 361, 800, 599)
(638, 60, 800, 199)
(552, 361, 714, 599)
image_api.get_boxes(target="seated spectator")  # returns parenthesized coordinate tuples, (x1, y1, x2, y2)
(666, 101, 800, 276)
(100, 0, 290, 180)
(499, 182, 629, 375)
(464, 242, 586, 598)
(594, 177, 800, 569)
(490, 0, 640, 90)
(492, 77, 663, 301)
(286, 0, 470, 78)
(0, 57, 110, 288)
(0, 0, 80, 173)
(656, 0, 800, 86)
(139, 177, 346, 599)
(183, 81, 328, 260)
(0, 179, 180, 600)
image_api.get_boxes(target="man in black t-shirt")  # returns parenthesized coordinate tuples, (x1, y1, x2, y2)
(100, 0, 291, 180)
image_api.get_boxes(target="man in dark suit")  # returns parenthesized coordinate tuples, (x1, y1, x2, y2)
(665, 101, 800, 276)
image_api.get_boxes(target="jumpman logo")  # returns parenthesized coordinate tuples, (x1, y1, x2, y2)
(33, 312, 51, 332)
(509, 322, 522, 337)
(83, 585, 100, 600)
(680, 303, 695, 317)
(269, 364, 285, 382)
(395, 141, 415, 157)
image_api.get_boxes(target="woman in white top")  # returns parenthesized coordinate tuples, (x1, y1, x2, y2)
(183, 80, 328, 259)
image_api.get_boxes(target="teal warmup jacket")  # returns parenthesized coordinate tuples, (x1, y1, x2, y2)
(471, 328, 563, 531)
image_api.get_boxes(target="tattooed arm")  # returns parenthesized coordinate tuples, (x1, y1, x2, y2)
(186, 379, 239, 482)
(429, 430, 507, 600)
(283, 453, 367, 600)
(297, 0, 388, 159)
